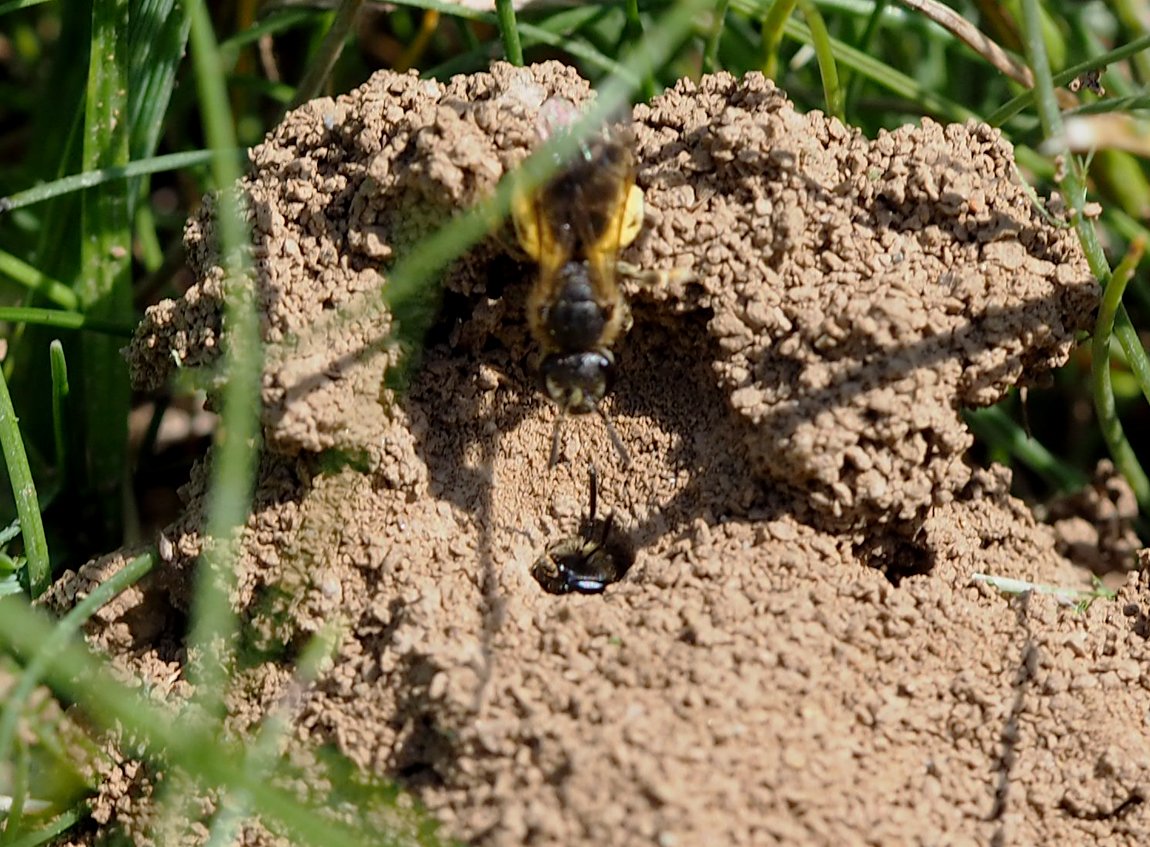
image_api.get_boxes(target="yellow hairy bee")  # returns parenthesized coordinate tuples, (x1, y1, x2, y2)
(511, 98, 646, 467)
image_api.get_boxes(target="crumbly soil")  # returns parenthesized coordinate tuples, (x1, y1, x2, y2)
(47, 63, 1150, 844)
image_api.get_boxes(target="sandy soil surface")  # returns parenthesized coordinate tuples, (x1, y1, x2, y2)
(47, 63, 1150, 844)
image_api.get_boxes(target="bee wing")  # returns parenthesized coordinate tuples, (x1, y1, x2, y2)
(521, 183, 575, 345)
(580, 168, 635, 319)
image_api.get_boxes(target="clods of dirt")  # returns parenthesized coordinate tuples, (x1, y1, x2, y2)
(48, 63, 1150, 844)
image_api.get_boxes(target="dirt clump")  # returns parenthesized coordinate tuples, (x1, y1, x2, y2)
(52, 63, 1150, 844)
(1044, 460, 1143, 577)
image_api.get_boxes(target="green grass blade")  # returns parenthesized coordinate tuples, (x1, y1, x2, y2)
(1091, 244, 1150, 509)
(126, 0, 190, 242)
(1105, 208, 1150, 314)
(0, 150, 221, 213)
(1102, 216, 1150, 406)
(0, 365, 49, 598)
(1112, 306, 1150, 409)
(495, 0, 524, 65)
(134, 197, 164, 272)
(1064, 93, 1150, 116)
(78, 0, 132, 547)
(1020, 0, 1065, 141)
(19, 0, 89, 304)
(0, 552, 155, 797)
(0, 735, 30, 843)
(963, 406, 1088, 492)
(843, 0, 888, 114)
(48, 341, 69, 480)
(129, 0, 190, 163)
(798, 0, 843, 121)
(3, 806, 83, 847)
(621, 0, 657, 98)
(622, 0, 642, 44)
(1046, 170, 1150, 410)
(752, 6, 979, 121)
(184, 0, 260, 724)
(760, 0, 797, 78)
(704, 0, 730, 74)
(1018, 0, 1150, 509)
(0, 0, 50, 15)
(0, 307, 135, 336)
(218, 8, 314, 54)
(0, 251, 78, 310)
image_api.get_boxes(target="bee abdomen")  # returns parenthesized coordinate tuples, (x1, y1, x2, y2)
(543, 261, 608, 352)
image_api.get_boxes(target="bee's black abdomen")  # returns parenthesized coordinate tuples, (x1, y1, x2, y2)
(545, 261, 606, 352)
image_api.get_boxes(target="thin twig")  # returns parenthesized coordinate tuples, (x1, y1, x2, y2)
(898, 0, 1034, 87)
(288, 0, 365, 109)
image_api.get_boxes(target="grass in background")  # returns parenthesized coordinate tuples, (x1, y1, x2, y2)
(1, 0, 1149, 843)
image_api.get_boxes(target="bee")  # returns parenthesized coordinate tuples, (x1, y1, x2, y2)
(511, 98, 646, 468)
(531, 465, 633, 595)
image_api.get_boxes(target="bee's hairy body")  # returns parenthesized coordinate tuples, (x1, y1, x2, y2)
(512, 131, 644, 418)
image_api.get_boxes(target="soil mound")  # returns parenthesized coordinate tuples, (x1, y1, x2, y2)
(53, 63, 1150, 844)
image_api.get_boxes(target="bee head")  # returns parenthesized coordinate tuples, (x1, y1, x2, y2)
(541, 350, 614, 414)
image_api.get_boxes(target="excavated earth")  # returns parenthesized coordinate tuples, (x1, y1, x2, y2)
(46, 63, 1150, 844)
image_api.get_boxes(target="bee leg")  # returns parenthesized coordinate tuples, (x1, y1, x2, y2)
(597, 406, 632, 469)
(549, 410, 567, 468)
(617, 262, 696, 293)
(618, 184, 645, 248)
(597, 511, 616, 548)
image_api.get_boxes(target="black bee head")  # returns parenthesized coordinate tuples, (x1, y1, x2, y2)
(541, 350, 614, 414)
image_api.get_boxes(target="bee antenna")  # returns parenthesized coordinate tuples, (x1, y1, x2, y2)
(598, 511, 616, 546)
(597, 406, 631, 468)
(549, 411, 567, 468)
(587, 464, 599, 523)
